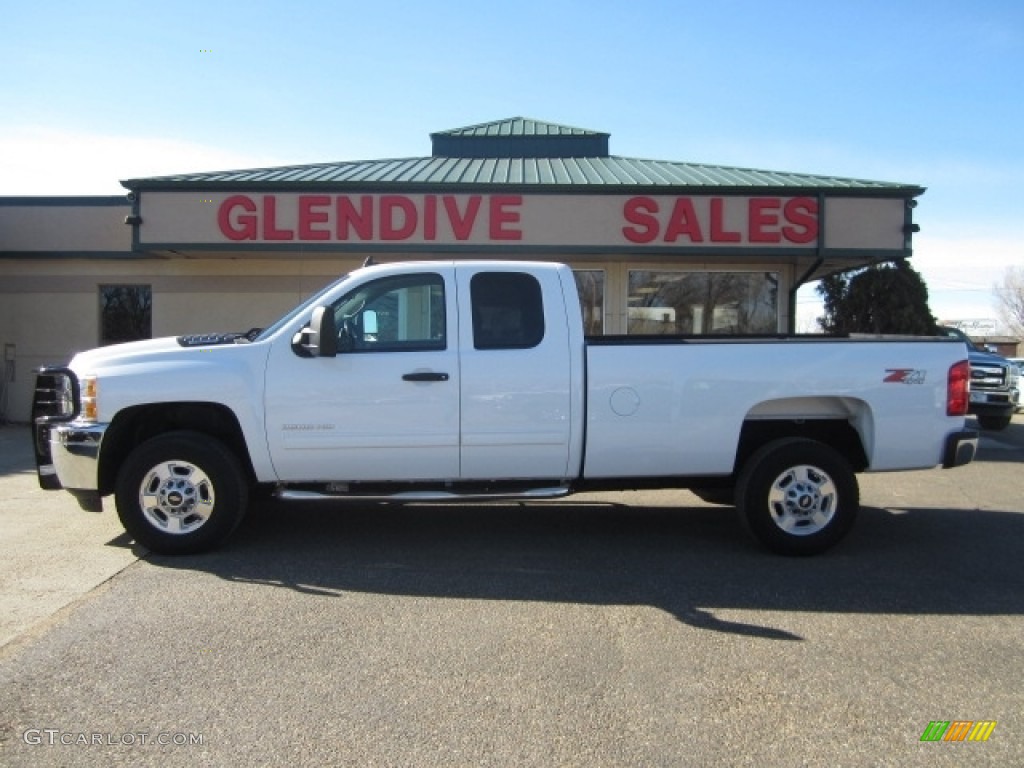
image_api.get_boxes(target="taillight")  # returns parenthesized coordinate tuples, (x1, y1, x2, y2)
(947, 360, 969, 416)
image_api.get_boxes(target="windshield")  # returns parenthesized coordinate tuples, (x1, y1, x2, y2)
(940, 326, 980, 352)
(253, 273, 351, 342)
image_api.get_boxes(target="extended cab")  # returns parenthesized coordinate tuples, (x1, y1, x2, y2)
(33, 261, 978, 556)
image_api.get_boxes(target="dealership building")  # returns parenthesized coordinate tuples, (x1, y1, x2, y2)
(0, 117, 922, 421)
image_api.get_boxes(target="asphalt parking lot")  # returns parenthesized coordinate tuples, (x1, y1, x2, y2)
(1, 417, 1022, 767)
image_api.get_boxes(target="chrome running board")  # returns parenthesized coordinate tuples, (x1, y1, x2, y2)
(275, 485, 572, 502)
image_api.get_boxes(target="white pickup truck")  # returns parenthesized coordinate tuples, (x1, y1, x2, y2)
(32, 260, 978, 556)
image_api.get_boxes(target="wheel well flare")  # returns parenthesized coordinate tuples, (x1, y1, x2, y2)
(98, 403, 252, 495)
(736, 417, 868, 476)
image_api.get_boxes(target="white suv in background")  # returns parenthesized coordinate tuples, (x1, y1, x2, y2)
(1010, 359, 1024, 412)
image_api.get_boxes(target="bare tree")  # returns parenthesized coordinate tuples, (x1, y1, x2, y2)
(101, 285, 152, 344)
(993, 266, 1024, 336)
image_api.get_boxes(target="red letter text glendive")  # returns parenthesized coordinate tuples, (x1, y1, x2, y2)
(298, 195, 331, 240)
(380, 195, 417, 240)
(262, 196, 294, 240)
(490, 195, 523, 240)
(218, 195, 258, 240)
(444, 196, 481, 240)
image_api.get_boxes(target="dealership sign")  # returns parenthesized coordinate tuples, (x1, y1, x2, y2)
(945, 319, 998, 334)
(137, 192, 908, 252)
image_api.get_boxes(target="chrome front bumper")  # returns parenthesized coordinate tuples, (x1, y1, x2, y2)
(46, 421, 108, 491)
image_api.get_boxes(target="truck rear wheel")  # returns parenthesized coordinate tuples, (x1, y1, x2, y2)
(114, 431, 248, 555)
(736, 438, 858, 556)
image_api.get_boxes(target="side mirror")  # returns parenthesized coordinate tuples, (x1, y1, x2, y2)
(363, 309, 378, 336)
(291, 306, 338, 357)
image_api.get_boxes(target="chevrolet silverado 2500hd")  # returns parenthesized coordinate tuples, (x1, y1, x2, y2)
(32, 261, 978, 556)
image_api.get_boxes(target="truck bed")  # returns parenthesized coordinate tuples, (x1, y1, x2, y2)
(583, 335, 967, 478)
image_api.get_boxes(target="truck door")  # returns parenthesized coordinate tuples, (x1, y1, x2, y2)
(264, 268, 460, 482)
(456, 267, 574, 480)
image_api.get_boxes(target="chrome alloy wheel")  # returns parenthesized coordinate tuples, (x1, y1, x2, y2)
(138, 460, 215, 535)
(766, 464, 837, 536)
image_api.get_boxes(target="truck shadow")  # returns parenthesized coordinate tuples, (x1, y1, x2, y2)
(973, 417, 1024, 463)
(146, 497, 1024, 641)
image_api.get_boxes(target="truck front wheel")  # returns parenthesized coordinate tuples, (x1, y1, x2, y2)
(114, 431, 248, 555)
(736, 438, 858, 556)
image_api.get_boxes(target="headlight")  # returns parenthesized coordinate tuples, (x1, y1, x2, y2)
(80, 375, 98, 421)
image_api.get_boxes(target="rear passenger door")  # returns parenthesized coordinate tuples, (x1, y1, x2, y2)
(456, 266, 574, 480)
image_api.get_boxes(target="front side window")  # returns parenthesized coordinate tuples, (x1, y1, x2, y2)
(471, 272, 545, 350)
(100, 285, 152, 345)
(331, 273, 445, 352)
(628, 271, 779, 335)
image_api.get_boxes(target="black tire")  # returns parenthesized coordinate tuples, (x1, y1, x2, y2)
(115, 431, 248, 555)
(736, 438, 858, 556)
(977, 413, 1012, 431)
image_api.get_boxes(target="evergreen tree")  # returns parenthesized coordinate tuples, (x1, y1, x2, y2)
(817, 260, 938, 335)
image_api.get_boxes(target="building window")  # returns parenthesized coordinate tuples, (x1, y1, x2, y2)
(628, 271, 779, 335)
(573, 270, 605, 336)
(100, 285, 152, 345)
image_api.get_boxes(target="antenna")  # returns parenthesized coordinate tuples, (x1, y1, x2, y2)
(362, 256, 376, 268)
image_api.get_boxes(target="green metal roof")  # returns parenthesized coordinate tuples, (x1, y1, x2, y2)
(432, 117, 607, 139)
(430, 117, 610, 159)
(125, 156, 919, 193)
(123, 117, 923, 196)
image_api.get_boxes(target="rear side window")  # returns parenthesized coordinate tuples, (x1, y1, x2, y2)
(471, 272, 545, 350)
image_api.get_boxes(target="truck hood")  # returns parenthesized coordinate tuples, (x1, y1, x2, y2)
(69, 333, 257, 375)
(966, 347, 1010, 366)
(70, 337, 184, 372)
(66, 333, 271, 427)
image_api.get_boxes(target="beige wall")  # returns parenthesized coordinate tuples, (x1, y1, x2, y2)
(0, 202, 131, 252)
(1, 288, 97, 424)
(0, 201, 138, 422)
(0, 258, 360, 422)
(824, 198, 907, 251)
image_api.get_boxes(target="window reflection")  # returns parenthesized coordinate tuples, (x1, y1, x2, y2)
(572, 270, 605, 336)
(100, 285, 152, 345)
(628, 271, 779, 335)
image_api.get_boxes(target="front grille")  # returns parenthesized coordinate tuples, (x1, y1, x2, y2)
(32, 367, 78, 421)
(31, 366, 78, 491)
(970, 363, 1006, 392)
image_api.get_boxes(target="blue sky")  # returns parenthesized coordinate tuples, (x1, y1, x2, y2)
(2, 0, 1021, 327)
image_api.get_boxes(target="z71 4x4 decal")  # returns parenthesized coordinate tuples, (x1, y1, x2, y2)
(884, 368, 927, 384)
